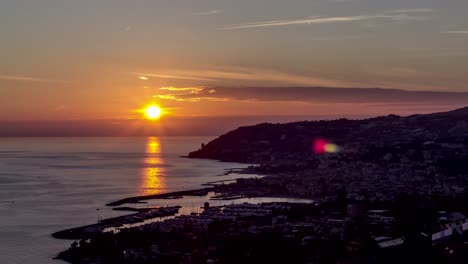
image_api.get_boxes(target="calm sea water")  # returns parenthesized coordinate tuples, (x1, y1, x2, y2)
(0, 137, 258, 264)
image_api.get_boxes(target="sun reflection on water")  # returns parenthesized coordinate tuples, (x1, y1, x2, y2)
(140, 137, 166, 195)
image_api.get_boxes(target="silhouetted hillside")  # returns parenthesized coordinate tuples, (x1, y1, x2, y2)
(188, 107, 468, 163)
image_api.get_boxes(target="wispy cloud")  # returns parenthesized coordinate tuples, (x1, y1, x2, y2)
(221, 15, 382, 29)
(400, 47, 468, 57)
(156, 85, 449, 105)
(0, 74, 66, 83)
(329, 0, 353, 3)
(309, 35, 365, 41)
(389, 8, 433, 14)
(193, 10, 222, 16)
(153, 86, 468, 107)
(443, 30, 468, 34)
(372, 67, 427, 78)
(409, 49, 468, 57)
(134, 73, 214, 81)
(154, 86, 230, 102)
(424, 52, 468, 57)
(135, 67, 354, 87)
(221, 12, 428, 30)
(155, 95, 231, 103)
(160, 87, 204, 94)
(388, 14, 429, 23)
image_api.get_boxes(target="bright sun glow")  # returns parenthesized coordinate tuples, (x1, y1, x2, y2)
(145, 105, 162, 119)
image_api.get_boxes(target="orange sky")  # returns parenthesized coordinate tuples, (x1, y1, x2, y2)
(1, 0, 467, 123)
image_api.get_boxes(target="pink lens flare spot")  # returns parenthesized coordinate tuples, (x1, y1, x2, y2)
(313, 139, 327, 154)
(313, 139, 340, 154)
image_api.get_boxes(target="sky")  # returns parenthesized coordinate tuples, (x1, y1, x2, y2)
(1, 0, 468, 132)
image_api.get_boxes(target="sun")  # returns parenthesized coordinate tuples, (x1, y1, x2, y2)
(145, 105, 162, 120)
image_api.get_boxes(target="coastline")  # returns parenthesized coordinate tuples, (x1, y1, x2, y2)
(106, 188, 212, 207)
(52, 206, 181, 240)
(51, 166, 311, 243)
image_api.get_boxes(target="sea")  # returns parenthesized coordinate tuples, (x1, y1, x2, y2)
(0, 137, 311, 264)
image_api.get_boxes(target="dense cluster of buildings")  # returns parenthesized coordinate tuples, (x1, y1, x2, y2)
(60, 200, 468, 263)
(244, 137, 468, 203)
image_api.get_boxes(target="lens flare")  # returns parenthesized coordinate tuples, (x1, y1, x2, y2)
(313, 139, 327, 154)
(313, 139, 340, 154)
(324, 143, 340, 153)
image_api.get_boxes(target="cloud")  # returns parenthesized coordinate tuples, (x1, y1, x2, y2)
(136, 64, 457, 91)
(309, 35, 364, 41)
(157, 96, 231, 103)
(0, 74, 66, 83)
(220, 11, 429, 30)
(221, 15, 383, 29)
(193, 10, 222, 16)
(150, 85, 468, 115)
(135, 72, 214, 82)
(154, 94, 179, 100)
(387, 14, 429, 23)
(154, 86, 232, 102)
(136, 67, 357, 87)
(156, 86, 468, 106)
(389, 8, 433, 14)
(443, 30, 468, 34)
(401, 47, 468, 57)
(412, 51, 468, 57)
(159, 87, 204, 94)
(372, 67, 427, 78)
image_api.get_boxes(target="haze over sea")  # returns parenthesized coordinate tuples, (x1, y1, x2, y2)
(0, 137, 257, 264)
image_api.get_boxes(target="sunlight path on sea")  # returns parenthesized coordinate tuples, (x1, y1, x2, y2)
(141, 137, 166, 195)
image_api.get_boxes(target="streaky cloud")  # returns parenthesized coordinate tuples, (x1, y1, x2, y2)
(134, 72, 214, 81)
(139, 67, 354, 87)
(153, 85, 468, 114)
(389, 8, 433, 13)
(156, 86, 230, 103)
(160, 87, 204, 92)
(443, 30, 468, 34)
(221, 13, 426, 30)
(193, 9, 222, 16)
(222, 15, 379, 29)
(0, 74, 66, 83)
(177, 86, 468, 105)
(329, 0, 353, 3)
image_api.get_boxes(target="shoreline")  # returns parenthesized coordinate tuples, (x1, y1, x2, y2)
(52, 169, 270, 240)
(106, 188, 212, 206)
(53, 171, 309, 240)
(52, 206, 181, 240)
(106, 165, 264, 206)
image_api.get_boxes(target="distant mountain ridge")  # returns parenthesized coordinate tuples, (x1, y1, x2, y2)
(188, 106, 468, 163)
